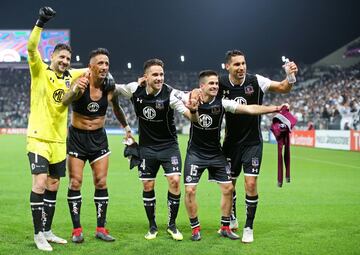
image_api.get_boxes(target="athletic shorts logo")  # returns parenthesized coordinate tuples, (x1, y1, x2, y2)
(31, 163, 36, 170)
(198, 114, 213, 128)
(185, 176, 192, 182)
(171, 156, 179, 165)
(143, 106, 156, 120)
(87, 102, 100, 112)
(53, 89, 65, 103)
(225, 164, 231, 175)
(252, 157, 259, 167)
(234, 97, 247, 105)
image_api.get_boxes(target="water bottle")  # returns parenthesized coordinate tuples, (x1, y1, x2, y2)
(282, 56, 296, 84)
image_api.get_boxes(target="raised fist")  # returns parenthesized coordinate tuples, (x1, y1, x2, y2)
(36, 7, 56, 27)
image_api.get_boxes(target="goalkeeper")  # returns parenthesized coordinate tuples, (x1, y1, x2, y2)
(26, 6, 86, 251)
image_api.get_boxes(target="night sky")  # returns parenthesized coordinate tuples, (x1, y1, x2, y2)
(1, 0, 359, 71)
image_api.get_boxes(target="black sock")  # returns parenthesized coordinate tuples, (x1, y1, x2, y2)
(67, 189, 82, 229)
(231, 190, 237, 220)
(43, 189, 57, 232)
(94, 189, 109, 228)
(245, 194, 258, 229)
(167, 191, 180, 228)
(143, 190, 157, 230)
(30, 191, 44, 234)
(190, 217, 200, 229)
(221, 216, 231, 227)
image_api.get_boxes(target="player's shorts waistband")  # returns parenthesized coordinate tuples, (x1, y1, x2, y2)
(69, 125, 105, 134)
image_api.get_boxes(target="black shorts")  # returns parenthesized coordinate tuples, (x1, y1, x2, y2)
(67, 126, 110, 164)
(184, 150, 231, 185)
(223, 143, 263, 178)
(28, 152, 66, 177)
(138, 145, 182, 180)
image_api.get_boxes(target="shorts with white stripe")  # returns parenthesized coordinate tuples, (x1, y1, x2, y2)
(67, 125, 110, 163)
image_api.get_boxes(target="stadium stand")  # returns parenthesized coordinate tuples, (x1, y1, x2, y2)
(0, 64, 359, 131)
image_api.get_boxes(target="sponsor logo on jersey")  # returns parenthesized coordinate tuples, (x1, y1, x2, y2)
(143, 106, 156, 119)
(53, 89, 65, 103)
(87, 102, 100, 112)
(245, 85, 254, 95)
(211, 106, 221, 114)
(234, 97, 247, 105)
(198, 114, 213, 128)
(155, 100, 164, 109)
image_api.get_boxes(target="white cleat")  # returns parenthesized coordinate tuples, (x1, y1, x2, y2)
(241, 227, 254, 243)
(230, 218, 239, 231)
(44, 230, 68, 244)
(34, 232, 53, 251)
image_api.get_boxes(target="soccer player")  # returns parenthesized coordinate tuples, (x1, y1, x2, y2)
(218, 50, 298, 243)
(184, 70, 288, 241)
(113, 59, 197, 241)
(62, 48, 132, 243)
(27, 7, 87, 251)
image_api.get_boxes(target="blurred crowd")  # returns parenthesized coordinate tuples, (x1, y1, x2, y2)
(1, 64, 359, 131)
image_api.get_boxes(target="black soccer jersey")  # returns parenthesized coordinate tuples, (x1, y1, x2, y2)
(218, 73, 271, 146)
(126, 84, 186, 148)
(187, 98, 238, 157)
(72, 85, 108, 117)
(188, 97, 225, 156)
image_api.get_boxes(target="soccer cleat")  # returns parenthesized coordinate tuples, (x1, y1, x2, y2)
(95, 227, 115, 242)
(230, 218, 239, 231)
(34, 232, 53, 251)
(44, 230, 68, 244)
(144, 227, 158, 240)
(191, 226, 201, 241)
(167, 226, 183, 241)
(219, 226, 240, 240)
(72, 227, 84, 243)
(241, 227, 254, 243)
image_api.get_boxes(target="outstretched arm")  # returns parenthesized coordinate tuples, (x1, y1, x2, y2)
(235, 103, 289, 115)
(27, 7, 56, 74)
(268, 62, 298, 93)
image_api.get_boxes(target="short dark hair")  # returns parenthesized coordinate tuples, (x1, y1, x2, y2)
(53, 43, 72, 54)
(225, 49, 245, 63)
(199, 70, 218, 80)
(143, 58, 164, 72)
(89, 48, 110, 61)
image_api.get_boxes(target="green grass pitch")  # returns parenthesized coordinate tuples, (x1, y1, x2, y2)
(0, 134, 359, 255)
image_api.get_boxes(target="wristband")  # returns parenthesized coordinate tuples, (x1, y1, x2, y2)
(35, 19, 45, 28)
(124, 125, 131, 132)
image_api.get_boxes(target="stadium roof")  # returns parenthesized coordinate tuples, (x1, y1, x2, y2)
(313, 36, 360, 68)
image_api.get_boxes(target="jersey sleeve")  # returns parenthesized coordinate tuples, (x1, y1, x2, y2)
(256, 74, 272, 93)
(170, 89, 187, 114)
(114, 82, 138, 99)
(27, 26, 46, 77)
(69, 68, 88, 81)
(222, 98, 238, 113)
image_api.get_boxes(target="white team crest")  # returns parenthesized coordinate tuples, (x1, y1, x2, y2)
(198, 114, 212, 128)
(234, 97, 247, 105)
(143, 106, 156, 119)
(87, 102, 100, 112)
